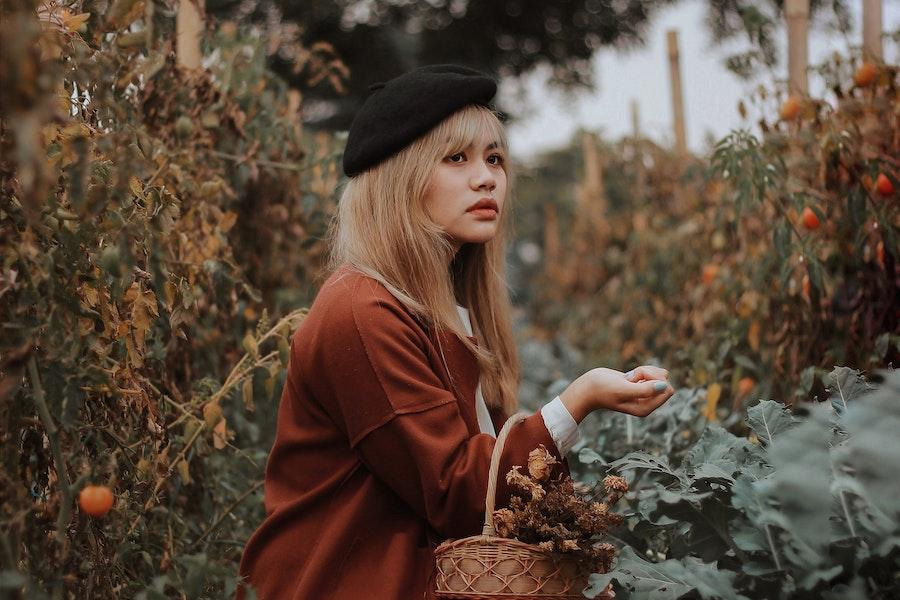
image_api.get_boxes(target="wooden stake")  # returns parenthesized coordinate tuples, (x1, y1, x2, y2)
(862, 0, 883, 61)
(666, 30, 687, 156)
(177, 0, 204, 70)
(543, 201, 560, 285)
(785, 0, 809, 95)
(631, 99, 646, 201)
(630, 99, 641, 141)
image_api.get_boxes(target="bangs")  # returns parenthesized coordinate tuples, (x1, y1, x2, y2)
(433, 105, 508, 157)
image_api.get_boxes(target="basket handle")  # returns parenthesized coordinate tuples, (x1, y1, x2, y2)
(481, 411, 529, 536)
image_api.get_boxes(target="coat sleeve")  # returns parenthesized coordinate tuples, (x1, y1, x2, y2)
(314, 287, 569, 540)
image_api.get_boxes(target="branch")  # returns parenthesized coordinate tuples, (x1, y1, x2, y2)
(27, 355, 73, 542)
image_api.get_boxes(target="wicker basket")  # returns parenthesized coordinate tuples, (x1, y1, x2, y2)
(434, 413, 601, 599)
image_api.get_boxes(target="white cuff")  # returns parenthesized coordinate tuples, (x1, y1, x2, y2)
(540, 396, 581, 456)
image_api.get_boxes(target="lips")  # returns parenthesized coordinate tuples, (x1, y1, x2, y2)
(466, 198, 498, 212)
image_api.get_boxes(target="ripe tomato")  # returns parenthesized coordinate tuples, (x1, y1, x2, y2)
(737, 377, 755, 396)
(875, 173, 894, 197)
(79, 485, 114, 517)
(801, 207, 820, 230)
(779, 96, 802, 121)
(854, 62, 877, 87)
(702, 264, 719, 285)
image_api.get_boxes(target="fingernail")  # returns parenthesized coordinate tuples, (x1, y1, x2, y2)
(653, 381, 667, 392)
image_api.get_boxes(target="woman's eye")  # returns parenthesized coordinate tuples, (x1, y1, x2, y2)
(488, 154, 505, 166)
(447, 153, 465, 163)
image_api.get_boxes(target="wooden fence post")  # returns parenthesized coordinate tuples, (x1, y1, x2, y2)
(785, 0, 809, 95)
(862, 0, 883, 61)
(666, 30, 687, 156)
(177, 0, 204, 70)
(543, 201, 562, 290)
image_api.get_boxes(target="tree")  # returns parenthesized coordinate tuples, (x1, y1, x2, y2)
(206, 0, 851, 130)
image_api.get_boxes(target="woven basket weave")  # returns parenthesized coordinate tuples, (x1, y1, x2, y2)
(433, 412, 600, 599)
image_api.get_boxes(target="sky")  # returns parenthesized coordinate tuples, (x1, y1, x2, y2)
(501, 0, 900, 162)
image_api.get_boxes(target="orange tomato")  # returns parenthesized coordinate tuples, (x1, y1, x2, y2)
(801, 207, 820, 230)
(779, 95, 802, 121)
(737, 377, 755, 396)
(876, 241, 885, 268)
(79, 485, 114, 517)
(854, 62, 877, 87)
(702, 264, 719, 285)
(875, 173, 894, 197)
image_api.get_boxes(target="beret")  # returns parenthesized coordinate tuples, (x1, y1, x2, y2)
(342, 64, 497, 177)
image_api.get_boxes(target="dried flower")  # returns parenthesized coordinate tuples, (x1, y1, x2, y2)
(527, 445, 559, 482)
(491, 447, 629, 574)
(506, 465, 546, 501)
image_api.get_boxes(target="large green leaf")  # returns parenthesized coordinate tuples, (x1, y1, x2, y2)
(826, 366, 873, 414)
(685, 425, 760, 484)
(747, 399, 799, 446)
(833, 370, 900, 522)
(757, 403, 833, 554)
(585, 546, 750, 600)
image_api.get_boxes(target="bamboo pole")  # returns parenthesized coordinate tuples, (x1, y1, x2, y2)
(862, 0, 883, 61)
(630, 99, 640, 141)
(543, 201, 561, 286)
(666, 30, 687, 156)
(631, 99, 646, 201)
(785, 0, 809, 95)
(177, 0, 204, 70)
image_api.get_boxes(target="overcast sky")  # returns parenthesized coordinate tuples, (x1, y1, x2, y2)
(501, 0, 899, 162)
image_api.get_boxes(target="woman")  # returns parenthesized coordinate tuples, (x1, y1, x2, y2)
(237, 64, 674, 600)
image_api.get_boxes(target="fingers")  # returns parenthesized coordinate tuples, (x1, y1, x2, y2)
(620, 382, 674, 417)
(624, 365, 669, 383)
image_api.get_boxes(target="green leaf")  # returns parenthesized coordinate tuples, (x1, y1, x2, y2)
(757, 403, 833, 554)
(826, 366, 872, 414)
(684, 425, 759, 483)
(746, 399, 798, 446)
(834, 370, 900, 521)
(588, 546, 750, 600)
(578, 447, 605, 465)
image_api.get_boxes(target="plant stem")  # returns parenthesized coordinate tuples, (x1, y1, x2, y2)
(764, 523, 783, 571)
(189, 479, 264, 550)
(839, 490, 858, 538)
(27, 355, 72, 542)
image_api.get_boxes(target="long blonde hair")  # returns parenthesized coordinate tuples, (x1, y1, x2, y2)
(326, 104, 520, 417)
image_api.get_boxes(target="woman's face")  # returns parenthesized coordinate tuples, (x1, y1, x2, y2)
(423, 135, 507, 253)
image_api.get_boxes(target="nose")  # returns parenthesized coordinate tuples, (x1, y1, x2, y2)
(469, 159, 496, 192)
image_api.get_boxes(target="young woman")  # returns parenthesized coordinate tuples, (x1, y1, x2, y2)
(237, 65, 674, 600)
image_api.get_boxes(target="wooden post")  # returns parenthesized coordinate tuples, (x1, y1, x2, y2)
(666, 30, 687, 156)
(575, 131, 608, 289)
(631, 99, 646, 202)
(785, 0, 809, 95)
(177, 0, 204, 70)
(862, 0, 883, 61)
(630, 99, 640, 141)
(543, 201, 560, 286)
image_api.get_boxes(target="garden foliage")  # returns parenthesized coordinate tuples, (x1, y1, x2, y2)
(514, 53, 898, 408)
(573, 367, 900, 599)
(1, 2, 342, 597)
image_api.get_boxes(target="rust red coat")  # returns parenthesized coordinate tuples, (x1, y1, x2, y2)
(238, 264, 569, 600)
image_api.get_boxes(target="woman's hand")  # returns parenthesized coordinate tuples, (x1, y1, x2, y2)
(559, 365, 674, 423)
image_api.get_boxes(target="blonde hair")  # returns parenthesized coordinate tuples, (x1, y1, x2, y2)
(326, 104, 520, 417)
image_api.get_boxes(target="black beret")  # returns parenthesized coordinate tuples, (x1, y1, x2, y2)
(342, 64, 497, 177)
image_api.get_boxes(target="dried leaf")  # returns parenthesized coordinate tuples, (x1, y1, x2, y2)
(241, 377, 254, 412)
(176, 459, 191, 484)
(701, 383, 722, 422)
(213, 418, 227, 450)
